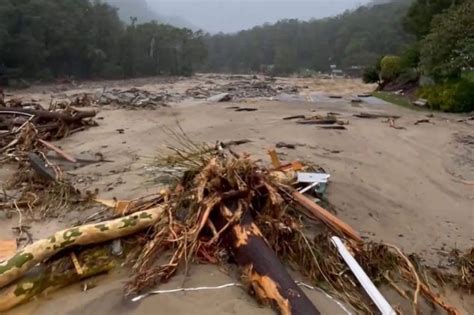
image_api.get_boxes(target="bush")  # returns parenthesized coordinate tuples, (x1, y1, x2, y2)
(396, 68, 419, 85)
(362, 66, 379, 83)
(380, 56, 402, 82)
(418, 79, 474, 112)
(400, 44, 420, 70)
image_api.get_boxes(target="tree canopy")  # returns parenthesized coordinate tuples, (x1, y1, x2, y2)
(419, 1, 474, 79)
(0, 0, 206, 83)
(403, 0, 466, 39)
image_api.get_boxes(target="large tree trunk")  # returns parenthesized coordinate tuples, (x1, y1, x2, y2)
(0, 206, 165, 288)
(0, 245, 118, 312)
(225, 210, 320, 315)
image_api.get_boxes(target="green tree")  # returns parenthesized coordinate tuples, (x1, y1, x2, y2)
(420, 1, 474, 80)
(380, 56, 402, 82)
(404, 0, 465, 39)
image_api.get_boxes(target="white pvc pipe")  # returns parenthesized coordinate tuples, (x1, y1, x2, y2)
(331, 236, 396, 315)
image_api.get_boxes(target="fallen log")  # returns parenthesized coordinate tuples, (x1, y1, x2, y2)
(0, 206, 165, 288)
(0, 108, 97, 123)
(319, 126, 347, 130)
(0, 244, 117, 312)
(225, 209, 320, 315)
(291, 191, 362, 243)
(297, 119, 337, 125)
(353, 112, 400, 119)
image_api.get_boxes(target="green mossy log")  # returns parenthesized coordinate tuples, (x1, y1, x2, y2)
(0, 206, 164, 289)
(0, 245, 118, 312)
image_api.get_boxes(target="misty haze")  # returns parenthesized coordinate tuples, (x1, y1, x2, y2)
(147, 0, 373, 33)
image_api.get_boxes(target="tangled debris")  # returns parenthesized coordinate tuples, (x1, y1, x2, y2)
(0, 98, 97, 217)
(187, 78, 299, 101)
(0, 137, 472, 314)
(93, 88, 173, 108)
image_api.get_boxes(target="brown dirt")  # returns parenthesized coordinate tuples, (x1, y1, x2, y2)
(1, 74, 473, 314)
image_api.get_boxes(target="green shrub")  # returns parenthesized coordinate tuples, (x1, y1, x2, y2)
(362, 66, 379, 84)
(396, 68, 419, 85)
(418, 79, 474, 112)
(380, 56, 403, 82)
(400, 44, 420, 70)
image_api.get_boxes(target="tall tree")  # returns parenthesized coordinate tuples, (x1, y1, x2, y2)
(420, 1, 474, 79)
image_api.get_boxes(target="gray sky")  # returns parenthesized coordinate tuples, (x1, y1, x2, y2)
(148, 0, 372, 33)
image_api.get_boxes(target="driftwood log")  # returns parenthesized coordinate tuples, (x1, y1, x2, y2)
(0, 108, 97, 123)
(0, 206, 165, 288)
(0, 245, 118, 312)
(223, 206, 320, 315)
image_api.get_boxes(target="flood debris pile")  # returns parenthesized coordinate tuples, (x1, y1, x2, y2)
(187, 78, 299, 102)
(93, 88, 173, 108)
(0, 137, 471, 314)
(1, 99, 97, 160)
(0, 98, 97, 217)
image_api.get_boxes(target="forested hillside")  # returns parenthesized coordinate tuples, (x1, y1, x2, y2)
(0, 0, 206, 83)
(202, 0, 414, 74)
(363, 0, 473, 112)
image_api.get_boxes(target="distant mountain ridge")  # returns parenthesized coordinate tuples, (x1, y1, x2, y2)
(104, 0, 198, 30)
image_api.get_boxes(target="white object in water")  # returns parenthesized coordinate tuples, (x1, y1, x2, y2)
(331, 236, 396, 315)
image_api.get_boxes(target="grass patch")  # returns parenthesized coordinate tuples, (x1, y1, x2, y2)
(372, 91, 421, 111)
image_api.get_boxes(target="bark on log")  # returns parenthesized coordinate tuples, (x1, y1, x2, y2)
(0, 108, 97, 122)
(0, 245, 117, 312)
(226, 210, 320, 315)
(0, 206, 165, 289)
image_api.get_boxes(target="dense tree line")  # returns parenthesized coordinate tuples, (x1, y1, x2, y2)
(0, 0, 207, 84)
(201, 0, 414, 74)
(363, 0, 473, 112)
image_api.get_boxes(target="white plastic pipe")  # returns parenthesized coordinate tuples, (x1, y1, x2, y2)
(331, 236, 396, 315)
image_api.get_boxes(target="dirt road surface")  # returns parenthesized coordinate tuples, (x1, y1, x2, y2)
(1, 75, 473, 314)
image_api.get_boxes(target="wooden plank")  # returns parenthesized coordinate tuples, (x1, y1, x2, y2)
(292, 191, 362, 243)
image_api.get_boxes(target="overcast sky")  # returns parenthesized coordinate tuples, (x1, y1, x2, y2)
(147, 0, 373, 33)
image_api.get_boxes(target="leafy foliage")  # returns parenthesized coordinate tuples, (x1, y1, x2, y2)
(380, 56, 403, 82)
(418, 79, 474, 112)
(419, 1, 474, 80)
(362, 67, 380, 84)
(403, 0, 466, 39)
(0, 0, 207, 82)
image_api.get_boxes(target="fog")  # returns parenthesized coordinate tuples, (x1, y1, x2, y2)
(147, 0, 373, 33)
